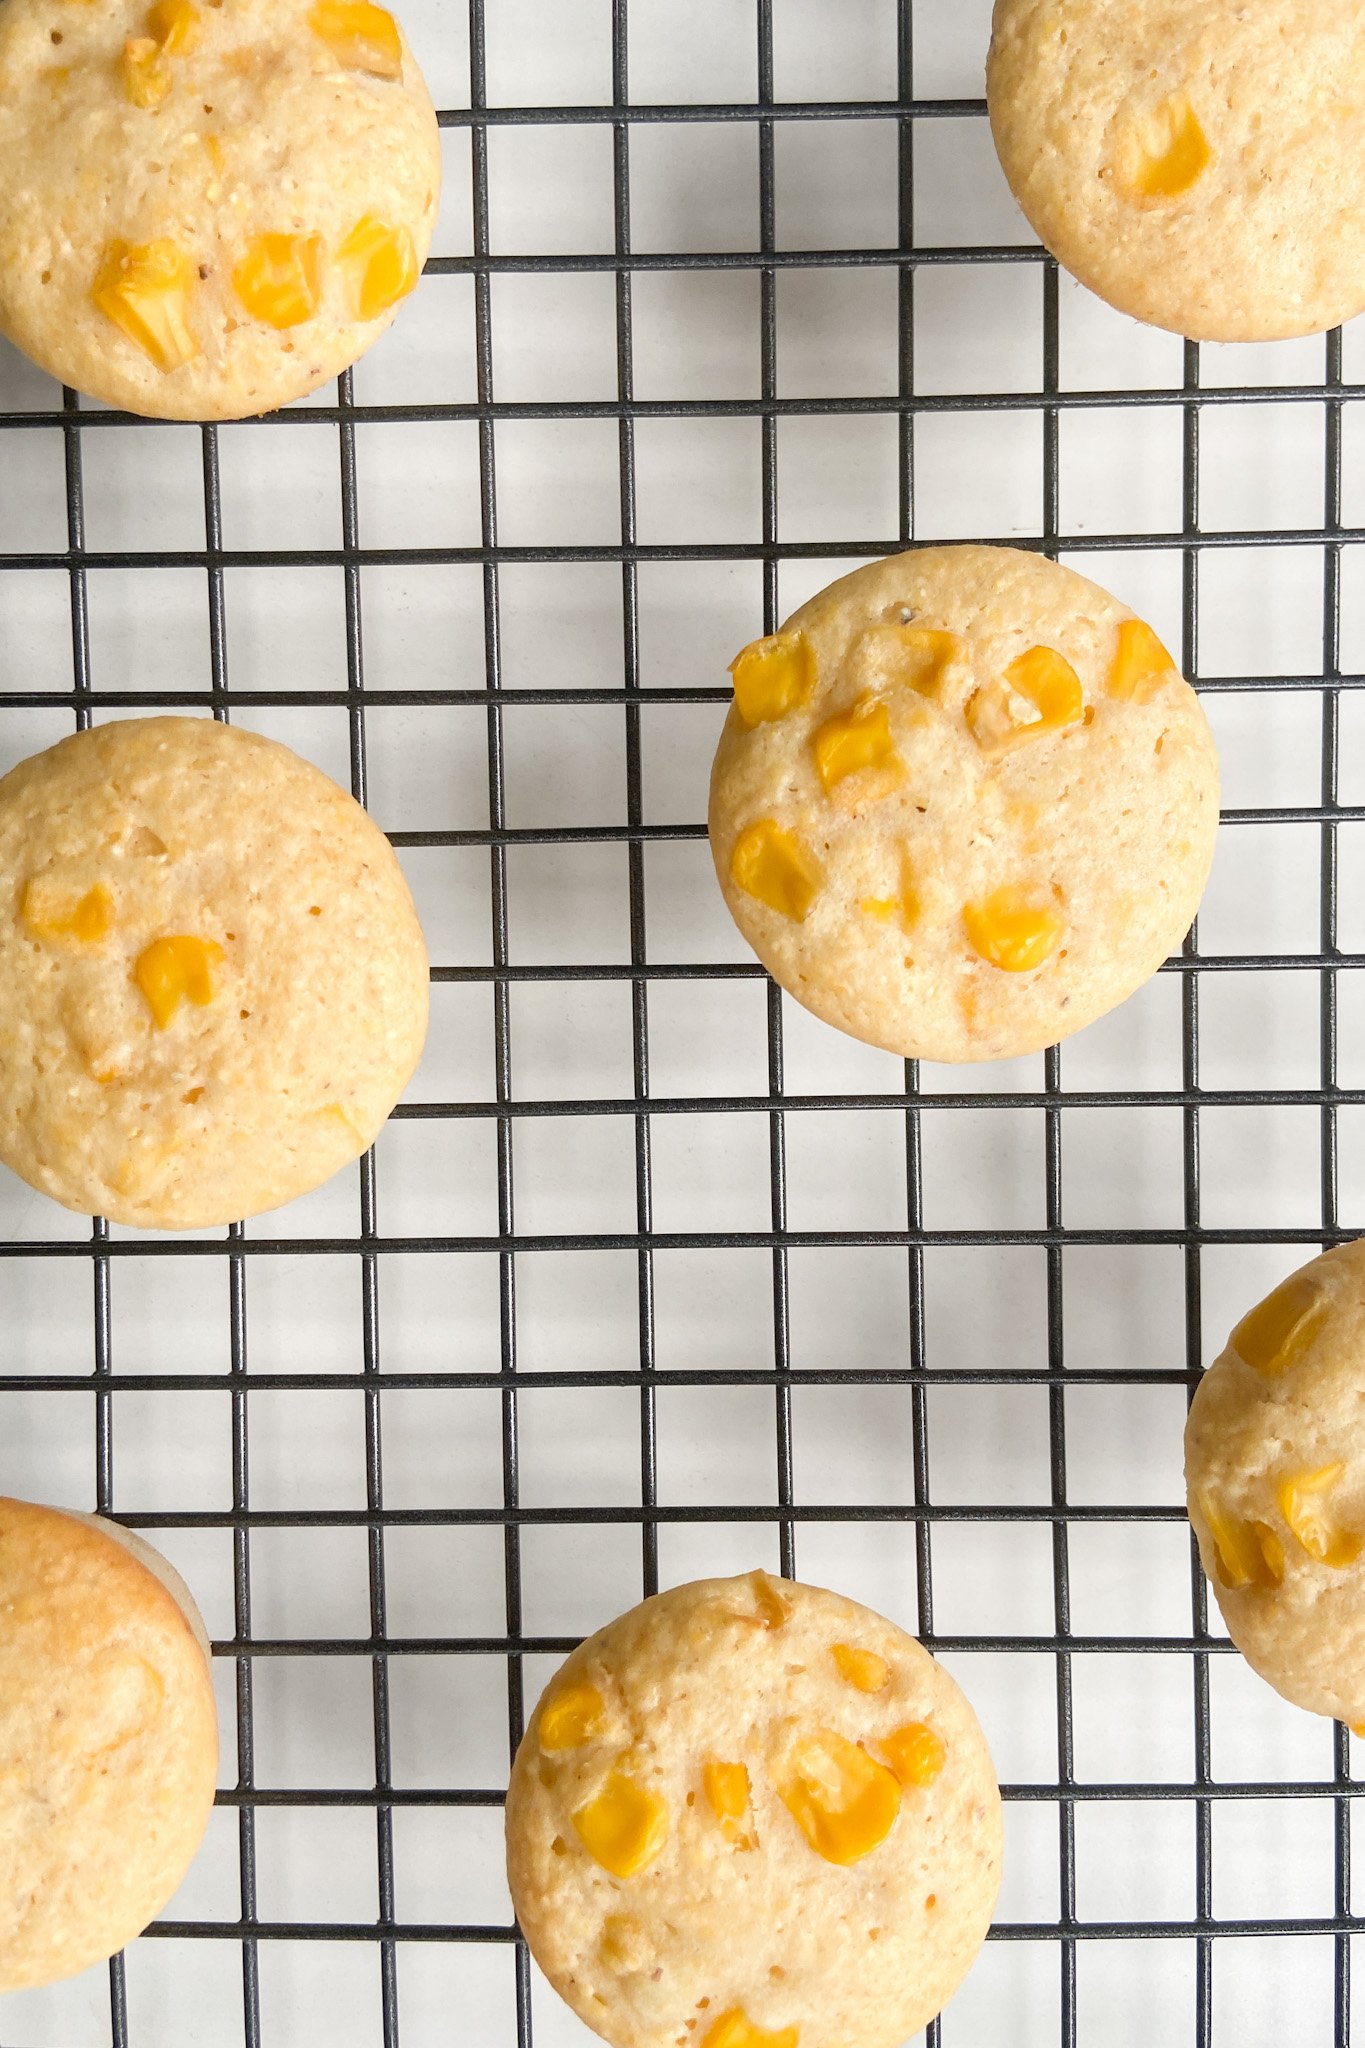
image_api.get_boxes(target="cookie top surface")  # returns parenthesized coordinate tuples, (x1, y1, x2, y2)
(0, 0, 440, 419)
(987, 0, 1365, 342)
(1186, 1239, 1365, 1726)
(0, 1497, 218, 1993)
(707, 546, 1219, 1065)
(0, 715, 429, 1230)
(505, 1571, 1003, 2048)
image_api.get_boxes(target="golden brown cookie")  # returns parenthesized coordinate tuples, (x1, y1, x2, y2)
(506, 1571, 1003, 2048)
(1187, 1239, 1365, 1726)
(0, 0, 441, 418)
(708, 545, 1219, 1063)
(987, 0, 1365, 342)
(0, 1497, 219, 1992)
(0, 716, 429, 1229)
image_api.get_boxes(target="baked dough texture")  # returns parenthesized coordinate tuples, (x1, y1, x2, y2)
(0, 716, 429, 1230)
(506, 1571, 1003, 2048)
(0, 1497, 219, 1993)
(0, 0, 441, 419)
(987, 0, 1365, 342)
(1186, 1238, 1365, 1726)
(708, 545, 1219, 1064)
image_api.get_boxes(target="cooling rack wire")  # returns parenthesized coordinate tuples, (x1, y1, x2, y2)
(3, 0, 1365, 2044)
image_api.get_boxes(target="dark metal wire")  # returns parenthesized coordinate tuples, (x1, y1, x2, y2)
(0, 5, 1360, 2044)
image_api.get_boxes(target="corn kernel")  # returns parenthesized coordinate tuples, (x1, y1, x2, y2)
(234, 233, 324, 330)
(701, 2012, 800, 2048)
(879, 1721, 946, 1789)
(599, 1913, 648, 1970)
(702, 1759, 755, 1847)
(1119, 91, 1212, 202)
(93, 240, 199, 371)
(1277, 1465, 1361, 1571)
(896, 626, 962, 699)
(730, 820, 823, 924)
(308, 0, 403, 78)
(811, 694, 903, 796)
(860, 852, 919, 935)
(339, 215, 419, 321)
(538, 1681, 604, 1753)
(963, 886, 1064, 974)
(120, 37, 168, 107)
(133, 935, 224, 1030)
(1197, 1491, 1285, 1592)
(729, 630, 815, 730)
(146, 0, 198, 52)
(571, 1772, 668, 1879)
(967, 644, 1083, 757)
(749, 1570, 791, 1630)
(775, 1728, 900, 1866)
(1108, 617, 1176, 704)
(831, 1643, 890, 1694)
(21, 879, 114, 945)
(1231, 1272, 1326, 1378)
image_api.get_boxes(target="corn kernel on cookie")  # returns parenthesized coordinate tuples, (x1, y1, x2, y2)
(506, 1571, 1003, 2048)
(0, 1496, 219, 1992)
(0, 0, 440, 420)
(708, 545, 1218, 1064)
(987, 0, 1365, 343)
(1186, 1239, 1365, 1727)
(0, 715, 428, 1229)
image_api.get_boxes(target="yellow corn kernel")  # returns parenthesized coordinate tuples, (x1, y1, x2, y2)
(896, 626, 962, 699)
(860, 896, 897, 920)
(234, 233, 324, 330)
(1231, 1273, 1326, 1378)
(599, 1913, 648, 1970)
(1197, 1491, 1285, 1592)
(966, 644, 1083, 757)
(308, 0, 403, 78)
(538, 1681, 604, 1753)
(831, 1643, 891, 1694)
(571, 1772, 668, 1879)
(133, 935, 224, 1030)
(703, 1759, 750, 1823)
(1109, 617, 1176, 704)
(1119, 91, 1212, 202)
(204, 133, 226, 175)
(879, 1721, 946, 1790)
(963, 886, 1064, 974)
(339, 215, 419, 321)
(860, 852, 919, 935)
(728, 630, 815, 730)
(702, 2012, 800, 2048)
(120, 36, 168, 107)
(730, 820, 823, 924)
(1277, 1465, 1362, 1571)
(811, 694, 903, 796)
(146, 0, 198, 51)
(93, 240, 198, 371)
(20, 879, 114, 945)
(749, 1569, 791, 1630)
(776, 1729, 901, 1866)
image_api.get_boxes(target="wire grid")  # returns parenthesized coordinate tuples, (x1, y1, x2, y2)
(1, 0, 1363, 2043)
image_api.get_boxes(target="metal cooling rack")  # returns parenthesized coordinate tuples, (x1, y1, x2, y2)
(2, 0, 1364, 2044)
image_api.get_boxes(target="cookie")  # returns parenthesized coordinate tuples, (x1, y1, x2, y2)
(987, 0, 1365, 342)
(0, 1497, 219, 1992)
(1186, 1239, 1365, 1727)
(505, 1570, 1002, 2048)
(0, 0, 441, 419)
(708, 545, 1219, 1064)
(0, 716, 429, 1230)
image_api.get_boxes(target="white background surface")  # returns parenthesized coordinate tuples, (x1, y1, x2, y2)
(2, 0, 1364, 2043)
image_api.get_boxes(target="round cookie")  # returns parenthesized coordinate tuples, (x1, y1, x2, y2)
(0, 715, 429, 1229)
(708, 545, 1219, 1064)
(987, 0, 1365, 343)
(506, 1570, 1003, 2048)
(0, 1496, 219, 1992)
(1186, 1239, 1365, 1727)
(0, 0, 441, 420)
